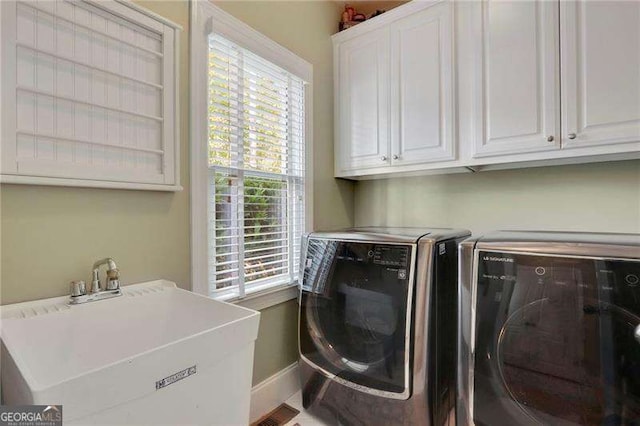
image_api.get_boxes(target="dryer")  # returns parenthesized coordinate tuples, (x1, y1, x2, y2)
(458, 231, 640, 425)
(298, 227, 470, 425)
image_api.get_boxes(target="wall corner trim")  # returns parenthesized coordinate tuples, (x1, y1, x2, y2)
(250, 362, 300, 422)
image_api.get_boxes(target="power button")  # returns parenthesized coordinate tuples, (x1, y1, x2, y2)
(625, 274, 639, 287)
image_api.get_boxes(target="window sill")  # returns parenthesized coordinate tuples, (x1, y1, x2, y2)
(225, 283, 299, 311)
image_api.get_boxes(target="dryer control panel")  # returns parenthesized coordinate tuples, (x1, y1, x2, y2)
(372, 245, 409, 267)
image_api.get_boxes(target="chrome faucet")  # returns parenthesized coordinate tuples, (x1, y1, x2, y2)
(92, 258, 120, 292)
(69, 258, 122, 305)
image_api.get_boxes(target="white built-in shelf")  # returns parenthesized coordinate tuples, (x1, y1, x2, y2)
(1, 0, 182, 191)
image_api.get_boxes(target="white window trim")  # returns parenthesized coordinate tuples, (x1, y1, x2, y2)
(190, 1, 313, 307)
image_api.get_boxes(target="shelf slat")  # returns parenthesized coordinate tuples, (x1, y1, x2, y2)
(16, 42, 164, 91)
(17, 85, 163, 122)
(17, 129, 165, 155)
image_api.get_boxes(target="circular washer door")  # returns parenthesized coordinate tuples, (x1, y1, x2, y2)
(307, 279, 399, 370)
(495, 298, 640, 425)
(473, 252, 640, 426)
(299, 239, 413, 396)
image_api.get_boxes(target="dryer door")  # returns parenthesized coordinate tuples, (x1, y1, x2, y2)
(299, 238, 415, 399)
(473, 251, 640, 425)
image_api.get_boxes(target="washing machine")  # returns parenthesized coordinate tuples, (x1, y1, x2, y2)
(298, 227, 470, 425)
(458, 231, 640, 425)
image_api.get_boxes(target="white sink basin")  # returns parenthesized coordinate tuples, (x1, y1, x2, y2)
(1, 280, 260, 425)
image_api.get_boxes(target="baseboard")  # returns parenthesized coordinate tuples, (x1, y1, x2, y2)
(250, 362, 300, 422)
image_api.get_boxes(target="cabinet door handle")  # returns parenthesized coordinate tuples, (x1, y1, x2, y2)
(393, 155, 399, 160)
(381, 156, 387, 161)
(568, 133, 577, 140)
(547, 135, 555, 142)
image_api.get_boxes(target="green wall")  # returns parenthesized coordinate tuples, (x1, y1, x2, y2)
(0, 0, 353, 386)
(251, 299, 299, 384)
(354, 160, 640, 234)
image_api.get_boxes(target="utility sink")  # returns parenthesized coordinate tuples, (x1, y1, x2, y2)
(1, 280, 260, 425)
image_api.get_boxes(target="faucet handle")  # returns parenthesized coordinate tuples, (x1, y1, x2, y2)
(91, 269, 101, 293)
(70, 280, 87, 297)
(105, 268, 120, 291)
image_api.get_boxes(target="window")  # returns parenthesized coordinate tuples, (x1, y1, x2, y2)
(208, 34, 306, 297)
(191, 2, 312, 304)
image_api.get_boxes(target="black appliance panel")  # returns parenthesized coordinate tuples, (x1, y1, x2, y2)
(299, 238, 413, 394)
(474, 251, 640, 425)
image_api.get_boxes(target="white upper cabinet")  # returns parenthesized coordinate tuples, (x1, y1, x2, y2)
(334, 0, 639, 179)
(335, 27, 390, 172)
(1, 0, 181, 191)
(470, 0, 560, 158)
(464, 0, 640, 163)
(334, 1, 457, 177)
(560, 0, 640, 150)
(390, 1, 455, 165)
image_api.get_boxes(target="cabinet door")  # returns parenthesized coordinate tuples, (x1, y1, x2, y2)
(390, 1, 455, 165)
(471, 1, 560, 158)
(561, 1, 640, 149)
(336, 28, 390, 171)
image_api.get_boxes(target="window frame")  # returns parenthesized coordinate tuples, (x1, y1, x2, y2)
(190, 1, 313, 308)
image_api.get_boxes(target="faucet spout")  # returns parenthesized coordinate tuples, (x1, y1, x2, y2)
(91, 258, 120, 293)
(93, 258, 117, 271)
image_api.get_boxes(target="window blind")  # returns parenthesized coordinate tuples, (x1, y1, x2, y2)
(207, 34, 305, 297)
